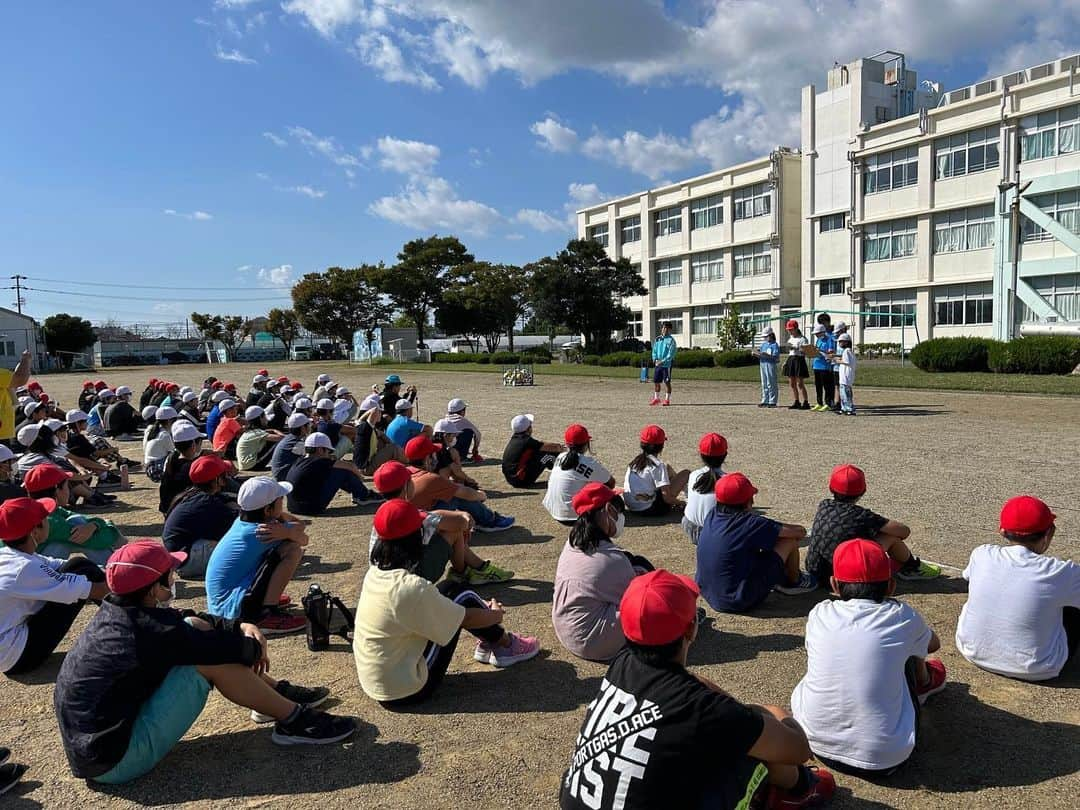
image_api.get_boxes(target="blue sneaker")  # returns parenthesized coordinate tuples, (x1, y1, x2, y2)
(476, 514, 515, 533)
(773, 571, 818, 595)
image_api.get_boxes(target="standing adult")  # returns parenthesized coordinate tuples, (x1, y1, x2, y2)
(650, 321, 677, 407)
(783, 319, 811, 411)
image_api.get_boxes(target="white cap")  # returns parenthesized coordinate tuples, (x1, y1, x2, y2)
(99, 389, 116, 401)
(115, 385, 132, 396)
(244, 405, 265, 422)
(0, 445, 14, 463)
(252, 374, 269, 384)
(304, 432, 333, 450)
(394, 399, 413, 412)
(812, 323, 826, 334)
(17, 424, 41, 445)
(835, 321, 848, 331)
(433, 418, 462, 435)
(316, 374, 332, 384)
(294, 397, 312, 410)
(312, 386, 327, 401)
(510, 413, 534, 433)
(65, 409, 89, 424)
(141, 405, 158, 421)
(182, 391, 198, 403)
(171, 421, 205, 442)
(218, 398, 238, 412)
(838, 332, 852, 343)
(762, 326, 775, 335)
(179, 386, 193, 395)
(316, 398, 335, 411)
(279, 384, 292, 394)
(155, 406, 178, 421)
(447, 398, 467, 413)
(335, 386, 350, 396)
(237, 476, 292, 511)
(23, 401, 43, 417)
(211, 390, 229, 403)
(44, 418, 66, 432)
(287, 412, 311, 429)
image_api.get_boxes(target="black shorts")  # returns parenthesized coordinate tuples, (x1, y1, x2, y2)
(238, 547, 283, 622)
(653, 366, 671, 384)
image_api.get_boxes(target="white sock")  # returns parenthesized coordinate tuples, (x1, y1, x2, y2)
(664, 392, 671, 402)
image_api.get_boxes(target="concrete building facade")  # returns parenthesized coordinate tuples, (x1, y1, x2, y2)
(576, 149, 802, 346)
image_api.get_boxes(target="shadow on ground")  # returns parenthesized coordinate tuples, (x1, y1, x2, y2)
(689, 629, 805, 666)
(855, 405, 950, 418)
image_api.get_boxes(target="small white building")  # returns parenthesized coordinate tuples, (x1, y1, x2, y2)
(0, 307, 43, 369)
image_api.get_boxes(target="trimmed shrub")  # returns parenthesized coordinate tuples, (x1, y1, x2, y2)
(713, 350, 759, 368)
(673, 349, 716, 369)
(474, 354, 491, 364)
(987, 335, 1080, 375)
(909, 337, 997, 372)
(532, 355, 552, 365)
(581, 354, 601, 365)
(519, 345, 553, 359)
(598, 351, 649, 367)
(489, 352, 521, 364)
(432, 352, 476, 364)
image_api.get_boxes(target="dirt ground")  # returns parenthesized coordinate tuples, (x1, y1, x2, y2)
(3, 363, 1079, 809)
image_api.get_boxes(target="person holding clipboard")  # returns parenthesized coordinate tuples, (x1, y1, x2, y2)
(783, 321, 811, 410)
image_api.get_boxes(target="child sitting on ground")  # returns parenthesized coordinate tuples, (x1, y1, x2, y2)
(791, 539, 946, 777)
(682, 432, 727, 544)
(956, 495, 1080, 681)
(805, 464, 941, 584)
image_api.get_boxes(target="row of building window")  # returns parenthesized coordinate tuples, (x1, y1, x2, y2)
(1020, 104, 1080, 162)
(1021, 189, 1080, 242)
(650, 242, 774, 287)
(641, 302, 775, 337)
(862, 206, 997, 260)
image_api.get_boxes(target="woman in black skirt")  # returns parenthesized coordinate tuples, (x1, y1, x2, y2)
(783, 319, 811, 410)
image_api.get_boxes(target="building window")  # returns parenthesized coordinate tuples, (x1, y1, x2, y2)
(589, 223, 609, 248)
(654, 259, 683, 288)
(733, 183, 771, 220)
(864, 218, 918, 261)
(863, 146, 919, 194)
(654, 311, 683, 335)
(819, 213, 846, 233)
(692, 304, 724, 335)
(933, 204, 995, 253)
(819, 278, 846, 296)
(1021, 104, 1080, 162)
(863, 290, 916, 329)
(935, 126, 1000, 179)
(1024, 273, 1080, 321)
(690, 195, 723, 230)
(625, 311, 643, 338)
(934, 283, 993, 325)
(654, 207, 682, 237)
(1022, 189, 1080, 242)
(620, 215, 641, 244)
(733, 242, 772, 277)
(690, 250, 723, 283)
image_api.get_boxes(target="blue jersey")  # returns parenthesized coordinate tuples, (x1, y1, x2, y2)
(813, 333, 836, 371)
(205, 518, 279, 619)
(652, 334, 677, 369)
(758, 340, 779, 363)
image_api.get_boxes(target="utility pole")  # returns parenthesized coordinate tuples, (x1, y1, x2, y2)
(10, 275, 26, 314)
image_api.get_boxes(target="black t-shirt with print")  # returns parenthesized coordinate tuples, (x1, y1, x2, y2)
(805, 498, 890, 581)
(501, 434, 541, 484)
(559, 648, 765, 810)
(65, 432, 97, 460)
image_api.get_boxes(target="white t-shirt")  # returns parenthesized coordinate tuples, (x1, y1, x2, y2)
(791, 598, 933, 771)
(956, 543, 1080, 681)
(622, 455, 670, 512)
(683, 466, 722, 528)
(839, 347, 857, 386)
(542, 452, 613, 522)
(143, 428, 175, 466)
(788, 335, 809, 356)
(0, 546, 92, 673)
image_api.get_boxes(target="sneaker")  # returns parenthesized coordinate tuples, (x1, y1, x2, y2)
(799, 401, 812, 410)
(661, 399, 671, 406)
(916, 659, 947, 703)
(352, 494, 383, 507)
(252, 681, 331, 723)
(649, 397, 660, 406)
(256, 609, 308, 637)
(471, 453, 484, 463)
(895, 557, 943, 581)
(696, 606, 707, 625)
(474, 633, 541, 668)
(271, 708, 357, 746)
(758, 403, 767, 408)
(0, 748, 8, 766)
(0, 763, 28, 797)
(475, 514, 515, 533)
(465, 560, 515, 584)
(277, 593, 292, 607)
(773, 571, 818, 595)
(768, 766, 835, 809)
(788, 402, 801, 409)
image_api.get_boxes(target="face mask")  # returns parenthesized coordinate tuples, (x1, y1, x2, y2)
(157, 580, 176, 608)
(610, 511, 626, 539)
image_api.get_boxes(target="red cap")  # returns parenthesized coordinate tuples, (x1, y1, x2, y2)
(373, 499, 425, 541)
(27, 381, 42, 391)
(105, 539, 187, 595)
(833, 538, 892, 583)
(22, 464, 73, 494)
(258, 369, 269, 377)
(640, 424, 667, 445)
(82, 380, 94, 388)
(276, 376, 290, 384)
(38, 393, 50, 403)
(714, 472, 758, 505)
(785, 319, 799, 331)
(619, 569, 700, 645)
(0, 497, 57, 542)
(291, 381, 303, 390)
(149, 378, 158, 385)
(571, 482, 622, 515)
(698, 432, 728, 456)
(404, 435, 442, 462)
(564, 424, 592, 446)
(211, 381, 224, 390)
(94, 380, 107, 390)
(167, 383, 179, 391)
(1000, 495, 1056, 535)
(224, 383, 237, 392)
(373, 461, 412, 493)
(829, 464, 866, 497)
(189, 455, 234, 484)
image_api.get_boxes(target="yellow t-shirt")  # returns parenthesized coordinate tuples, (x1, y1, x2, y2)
(353, 565, 465, 701)
(0, 368, 13, 441)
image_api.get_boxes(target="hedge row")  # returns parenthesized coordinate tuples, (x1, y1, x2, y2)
(910, 335, 1080, 374)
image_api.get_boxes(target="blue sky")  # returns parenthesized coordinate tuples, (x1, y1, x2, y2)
(2, 0, 1077, 325)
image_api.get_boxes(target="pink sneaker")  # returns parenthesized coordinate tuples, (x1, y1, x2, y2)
(661, 399, 671, 406)
(916, 659, 947, 703)
(473, 633, 540, 668)
(649, 397, 660, 406)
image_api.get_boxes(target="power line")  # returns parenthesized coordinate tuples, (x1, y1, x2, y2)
(11, 275, 26, 314)
(23, 287, 290, 303)
(23, 275, 293, 293)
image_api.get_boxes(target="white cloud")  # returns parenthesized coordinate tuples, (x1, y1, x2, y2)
(164, 209, 213, 221)
(369, 176, 502, 236)
(191, 211, 213, 221)
(215, 0, 262, 7)
(505, 233, 525, 241)
(280, 184, 327, 198)
(255, 171, 271, 181)
(567, 183, 609, 209)
(236, 265, 254, 273)
(257, 265, 295, 286)
(582, 130, 698, 182)
(356, 32, 440, 90)
(376, 136, 440, 176)
(286, 126, 363, 171)
(215, 44, 257, 64)
(531, 117, 578, 153)
(514, 208, 567, 233)
(262, 131, 287, 147)
(281, 0, 376, 37)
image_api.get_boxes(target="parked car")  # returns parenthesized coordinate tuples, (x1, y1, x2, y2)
(291, 346, 313, 361)
(613, 338, 648, 353)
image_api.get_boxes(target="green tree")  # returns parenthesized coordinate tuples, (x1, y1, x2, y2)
(437, 262, 530, 352)
(527, 239, 647, 353)
(266, 308, 302, 356)
(716, 303, 758, 350)
(189, 313, 250, 361)
(375, 236, 473, 348)
(291, 265, 392, 345)
(43, 314, 96, 368)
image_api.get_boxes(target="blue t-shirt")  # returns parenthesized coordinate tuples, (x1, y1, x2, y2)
(270, 435, 302, 481)
(205, 405, 222, 441)
(696, 509, 782, 612)
(759, 340, 779, 364)
(812, 333, 836, 371)
(205, 518, 277, 619)
(315, 419, 341, 447)
(386, 415, 424, 448)
(162, 491, 238, 554)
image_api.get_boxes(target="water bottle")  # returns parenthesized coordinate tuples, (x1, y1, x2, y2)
(119, 464, 129, 491)
(639, 364, 648, 383)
